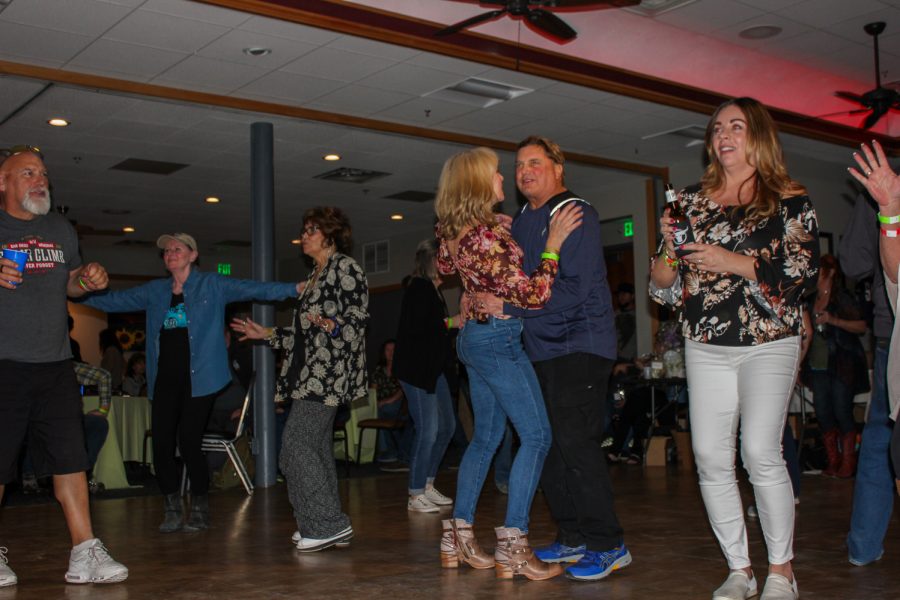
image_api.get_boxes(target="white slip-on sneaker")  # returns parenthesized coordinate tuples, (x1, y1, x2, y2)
(408, 494, 440, 513)
(295, 526, 353, 553)
(65, 539, 128, 584)
(0, 547, 17, 587)
(292, 530, 349, 547)
(713, 570, 758, 600)
(760, 574, 798, 600)
(424, 486, 453, 506)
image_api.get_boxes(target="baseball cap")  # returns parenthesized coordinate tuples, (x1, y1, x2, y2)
(156, 233, 197, 252)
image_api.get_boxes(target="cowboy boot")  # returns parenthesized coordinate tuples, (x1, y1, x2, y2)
(836, 431, 858, 479)
(440, 519, 494, 569)
(822, 429, 841, 477)
(494, 527, 563, 581)
(183, 494, 209, 532)
(159, 492, 183, 533)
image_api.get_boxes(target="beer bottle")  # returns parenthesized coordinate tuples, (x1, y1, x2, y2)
(665, 184, 694, 257)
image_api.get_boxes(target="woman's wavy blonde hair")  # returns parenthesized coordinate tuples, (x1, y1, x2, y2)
(701, 97, 806, 224)
(434, 147, 499, 239)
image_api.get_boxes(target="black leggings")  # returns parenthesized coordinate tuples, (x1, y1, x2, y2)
(152, 369, 217, 496)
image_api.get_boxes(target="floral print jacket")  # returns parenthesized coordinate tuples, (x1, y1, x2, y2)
(436, 223, 559, 321)
(268, 253, 369, 407)
(650, 184, 819, 346)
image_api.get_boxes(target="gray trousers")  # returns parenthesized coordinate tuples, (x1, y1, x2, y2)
(279, 399, 351, 539)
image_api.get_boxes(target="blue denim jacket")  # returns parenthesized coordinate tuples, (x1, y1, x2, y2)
(81, 270, 297, 399)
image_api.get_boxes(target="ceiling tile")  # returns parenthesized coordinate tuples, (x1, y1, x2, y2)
(306, 85, 413, 116)
(655, 0, 765, 32)
(375, 97, 478, 125)
(154, 56, 268, 94)
(195, 28, 318, 69)
(325, 35, 421, 61)
(0, 21, 93, 65)
(68, 38, 187, 79)
(103, 9, 231, 53)
(0, 0, 132, 37)
(404, 53, 492, 76)
(359, 63, 462, 96)
(239, 15, 343, 45)
(140, 0, 250, 27)
(237, 71, 346, 104)
(501, 92, 586, 118)
(776, 0, 887, 30)
(437, 108, 532, 135)
(280, 47, 396, 82)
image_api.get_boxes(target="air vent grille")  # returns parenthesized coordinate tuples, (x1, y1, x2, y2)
(315, 167, 389, 184)
(110, 158, 188, 175)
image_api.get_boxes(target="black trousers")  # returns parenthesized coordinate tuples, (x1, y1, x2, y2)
(533, 352, 624, 551)
(152, 369, 217, 496)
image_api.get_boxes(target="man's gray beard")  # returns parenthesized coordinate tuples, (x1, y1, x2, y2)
(22, 190, 51, 216)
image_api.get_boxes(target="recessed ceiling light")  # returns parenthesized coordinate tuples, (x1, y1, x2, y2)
(739, 25, 782, 40)
(291, 239, 302, 245)
(205, 196, 220, 204)
(390, 214, 404, 221)
(243, 47, 271, 57)
(323, 154, 341, 161)
(47, 118, 69, 127)
(123, 226, 135, 233)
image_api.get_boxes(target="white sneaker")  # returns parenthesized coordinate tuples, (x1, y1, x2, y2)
(295, 526, 353, 553)
(712, 570, 758, 600)
(65, 538, 128, 584)
(292, 530, 349, 547)
(424, 486, 453, 506)
(408, 494, 440, 513)
(0, 547, 16, 587)
(760, 574, 798, 600)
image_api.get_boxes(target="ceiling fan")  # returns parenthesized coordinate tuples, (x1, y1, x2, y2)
(834, 21, 900, 130)
(434, 0, 640, 41)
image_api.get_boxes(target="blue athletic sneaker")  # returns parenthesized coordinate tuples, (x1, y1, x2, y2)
(565, 545, 632, 581)
(533, 542, 586, 563)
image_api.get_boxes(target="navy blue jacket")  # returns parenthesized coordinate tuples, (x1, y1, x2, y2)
(503, 190, 617, 362)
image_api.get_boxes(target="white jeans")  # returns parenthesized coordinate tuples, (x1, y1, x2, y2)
(686, 337, 800, 568)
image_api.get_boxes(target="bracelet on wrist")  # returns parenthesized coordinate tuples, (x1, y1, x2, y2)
(878, 212, 900, 224)
(541, 251, 560, 262)
(98, 407, 109, 415)
(664, 254, 679, 269)
(329, 320, 341, 338)
(881, 227, 900, 238)
(265, 327, 276, 342)
(444, 316, 454, 330)
(77, 277, 89, 291)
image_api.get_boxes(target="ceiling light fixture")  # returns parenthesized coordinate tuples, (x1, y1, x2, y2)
(243, 47, 271, 57)
(390, 214, 404, 221)
(291, 238, 302, 245)
(323, 154, 341, 161)
(205, 196, 220, 204)
(47, 118, 69, 127)
(123, 226, 135, 233)
(739, 25, 783, 40)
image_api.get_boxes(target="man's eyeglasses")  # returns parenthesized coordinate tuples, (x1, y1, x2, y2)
(0, 145, 43, 160)
(301, 225, 320, 237)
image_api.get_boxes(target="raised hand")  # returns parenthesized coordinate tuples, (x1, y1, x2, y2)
(849, 140, 900, 211)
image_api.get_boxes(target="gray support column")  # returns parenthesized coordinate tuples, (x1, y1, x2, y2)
(250, 122, 277, 488)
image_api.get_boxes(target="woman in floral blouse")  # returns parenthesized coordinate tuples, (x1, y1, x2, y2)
(650, 98, 818, 600)
(434, 146, 582, 581)
(234, 206, 368, 553)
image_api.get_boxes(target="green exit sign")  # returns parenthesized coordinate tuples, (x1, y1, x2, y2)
(623, 219, 634, 238)
(217, 263, 231, 276)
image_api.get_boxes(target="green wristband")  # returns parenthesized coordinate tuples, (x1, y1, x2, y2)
(878, 212, 900, 224)
(541, 251, 560, 262)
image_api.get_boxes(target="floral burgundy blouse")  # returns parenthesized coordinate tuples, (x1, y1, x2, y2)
(650, 184, 819, 347)
(437, 223, 558, 321)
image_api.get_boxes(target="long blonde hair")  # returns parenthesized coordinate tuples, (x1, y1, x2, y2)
(434, 147, 498, 239)
(700, 97, 806, 224)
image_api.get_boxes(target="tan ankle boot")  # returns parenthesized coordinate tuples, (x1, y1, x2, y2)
(494, 527, 563, 581)
(440, 519, 495, 569)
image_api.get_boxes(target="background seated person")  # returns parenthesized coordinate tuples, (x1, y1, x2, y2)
(122, 352, 147, 396)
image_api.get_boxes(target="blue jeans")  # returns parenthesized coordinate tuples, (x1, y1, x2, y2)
(847, 345, 894, 564)
(401, 375, 455, 495)
(453, 318, 552, 532)
(493, 422, 514, 487)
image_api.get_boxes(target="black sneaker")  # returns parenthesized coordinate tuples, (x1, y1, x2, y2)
(379, 462, 410, 473)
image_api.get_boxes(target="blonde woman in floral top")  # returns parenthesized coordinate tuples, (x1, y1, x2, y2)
(650, 98, 818, 600)
(433, 146, 582, 581)
(234, 206, 368, 553)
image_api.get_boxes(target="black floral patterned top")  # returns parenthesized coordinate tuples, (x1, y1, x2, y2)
(650, 184, 819, 347)
(268, 253, 369, 407)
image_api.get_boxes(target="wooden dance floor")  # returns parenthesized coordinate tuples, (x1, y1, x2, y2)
(2, 465, 897, 599)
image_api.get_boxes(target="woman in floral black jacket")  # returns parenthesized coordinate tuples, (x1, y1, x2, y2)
(650, 98, 818, 600)
(234, 206, 368, 553)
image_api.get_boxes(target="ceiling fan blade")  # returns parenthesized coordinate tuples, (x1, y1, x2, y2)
(835, 91, 867, 105)
(863, 107, 886, 130)
(435, 9, 507, 36)
(528, 8, 577, 40)
(815, 108, 871, 119)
